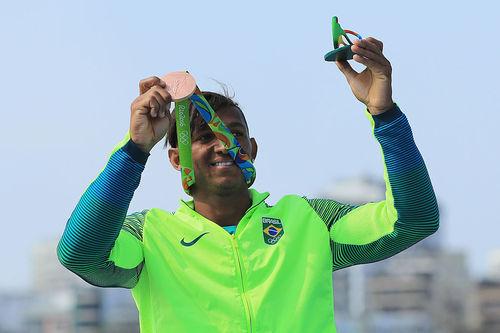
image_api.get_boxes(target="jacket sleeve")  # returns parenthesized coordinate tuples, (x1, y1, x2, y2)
(57, 134, 149, 288)
(306, 104, 439, 271)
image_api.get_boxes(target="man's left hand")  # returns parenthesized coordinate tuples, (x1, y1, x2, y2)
(336, 37, 393, 115)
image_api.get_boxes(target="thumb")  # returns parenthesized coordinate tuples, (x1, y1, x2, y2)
(336, 60, 357, 82)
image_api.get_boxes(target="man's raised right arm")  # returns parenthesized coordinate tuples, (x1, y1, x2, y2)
(57, 77, 172, 288)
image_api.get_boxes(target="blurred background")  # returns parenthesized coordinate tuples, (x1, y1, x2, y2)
(0, 0, 499, 332)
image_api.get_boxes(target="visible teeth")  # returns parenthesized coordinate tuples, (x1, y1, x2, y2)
(214, 161, 233, 166)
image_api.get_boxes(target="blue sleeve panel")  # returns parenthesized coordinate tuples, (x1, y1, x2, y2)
(57, 141, 146, 288)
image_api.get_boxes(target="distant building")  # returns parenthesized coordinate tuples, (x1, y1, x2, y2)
(486, 249, 500, 280)
(364, 247, 478, 333)
(476, 279, 500, 333)
(101, 288, 140, 333)
(25, 239, 140, 333)
(324, 175, 478, 333)
(32, 240, 85, 291)
(324, 176, 382, 332)
(475, 250, 500, 333)
(25, 287, 101, 333)
(0, 291, 31, 333)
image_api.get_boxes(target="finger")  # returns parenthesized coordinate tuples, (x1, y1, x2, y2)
(149, 96, 160, 118)
(353, 54, 385, 72)
(135, 108, 150, 116)
(149, 87, 172, 118)
(353, 38, 383, 56)
(131, 95, 151, 115)
(365, 37, 383, 52)
(150, 86, 172, 104)
(151, 90, 169, 118)
(336, 60, 358, 82)
(139, 76, 166, 95)
(351, 44, 390, 67)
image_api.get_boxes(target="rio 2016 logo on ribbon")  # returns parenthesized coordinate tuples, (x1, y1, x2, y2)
(262, 217, 284, 245)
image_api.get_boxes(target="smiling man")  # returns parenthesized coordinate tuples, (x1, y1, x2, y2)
(58, 37, 439, 333)
(170, 97, 258, 220)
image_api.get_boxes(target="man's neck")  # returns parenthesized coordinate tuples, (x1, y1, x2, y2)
(192, 189, 252, 227)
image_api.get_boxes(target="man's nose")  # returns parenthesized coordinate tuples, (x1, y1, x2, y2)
(213, 140, 228, 154)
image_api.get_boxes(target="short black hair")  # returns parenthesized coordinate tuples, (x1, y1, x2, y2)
(166, 91, 248, 148)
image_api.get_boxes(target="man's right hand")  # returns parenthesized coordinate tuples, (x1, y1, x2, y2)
(130, 76, 172, 153)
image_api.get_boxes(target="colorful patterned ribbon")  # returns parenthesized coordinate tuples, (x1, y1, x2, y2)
(175, 90, 256, 195)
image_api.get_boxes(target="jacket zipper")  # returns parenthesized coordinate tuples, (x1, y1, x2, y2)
(231, 237, 253, 333)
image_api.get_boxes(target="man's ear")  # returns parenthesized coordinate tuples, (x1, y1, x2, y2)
(168, 148, 181, 171)
(250, 138, 258, 161)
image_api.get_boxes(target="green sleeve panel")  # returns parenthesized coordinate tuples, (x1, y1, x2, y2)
(109, 210, 147, 269)
(307, 106, 439, 271)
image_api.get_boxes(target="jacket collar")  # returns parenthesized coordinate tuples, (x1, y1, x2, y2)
(176, 188, 270, 223)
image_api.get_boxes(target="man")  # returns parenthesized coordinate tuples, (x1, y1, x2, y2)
(58, 37, 439, 332)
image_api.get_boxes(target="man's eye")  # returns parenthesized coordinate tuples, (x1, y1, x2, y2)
(232, 131, 243, 138)
(197, 133, 214, 142)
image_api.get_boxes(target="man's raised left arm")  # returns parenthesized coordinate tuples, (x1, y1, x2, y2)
(306, 37, 439, 270)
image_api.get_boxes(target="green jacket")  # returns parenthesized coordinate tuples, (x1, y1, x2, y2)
(58, 106, 439, 332)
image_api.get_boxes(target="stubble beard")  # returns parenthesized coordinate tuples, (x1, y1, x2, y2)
(192, 174, 248, 199)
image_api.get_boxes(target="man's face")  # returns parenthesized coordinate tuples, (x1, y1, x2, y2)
(170, 105, 257, 197)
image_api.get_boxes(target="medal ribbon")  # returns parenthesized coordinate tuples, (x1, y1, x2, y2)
(175, 87, 256, 195)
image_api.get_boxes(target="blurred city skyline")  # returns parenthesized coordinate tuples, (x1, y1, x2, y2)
(2, 176, 499, 332)
(0, 0, 499, 292)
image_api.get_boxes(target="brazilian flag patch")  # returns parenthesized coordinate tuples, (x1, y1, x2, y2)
(262, 217, 284, 245)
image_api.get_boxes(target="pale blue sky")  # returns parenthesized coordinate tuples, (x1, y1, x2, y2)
(1, 0, 499, 290)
